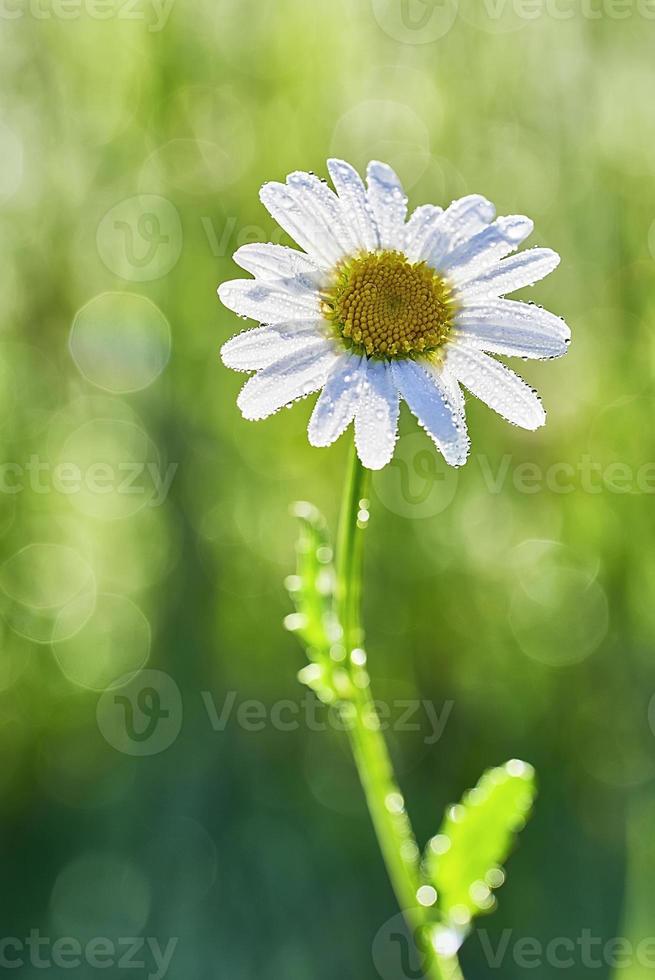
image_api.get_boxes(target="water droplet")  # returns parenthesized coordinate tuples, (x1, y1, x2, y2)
(385, 792, 405, 814)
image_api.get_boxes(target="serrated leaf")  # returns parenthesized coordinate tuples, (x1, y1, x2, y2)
(425, 760, 536, 929)
(285, 501, 338, 656)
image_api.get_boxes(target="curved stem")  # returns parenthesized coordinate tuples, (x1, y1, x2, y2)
(336, 443, 369, 652)
(335, 444, 463, 980)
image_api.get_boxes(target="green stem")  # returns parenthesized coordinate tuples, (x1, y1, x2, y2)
(336, 443, 369, 651)
(335, 444, 463, 980)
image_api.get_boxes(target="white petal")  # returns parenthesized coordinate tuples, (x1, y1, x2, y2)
(403, 205, 444, 264)
(423, 194, 496, 268)
(425, 361, 466, 416)
(442, 215, 534, 285)
(233, 243, 323, 284)
(446, 346, 545, 430)
(354, 359, 400, 470)
(221, 326, 285, 372)
(237, 339, 338, 421)
(454, 300, 570, 359)
(461, 248, 560, 300)
(286, 171, 359, 259)
(391, 360, 470, 467)
(308, 353, 365, 447)
(327, 158, 379, 252)
(218, 277, 320, 324)
(221, 324, 323, 372)
(260, 181, 341, 270)
(366, 161, 408, 251)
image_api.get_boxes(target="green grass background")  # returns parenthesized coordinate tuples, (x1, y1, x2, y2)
(2, 0, 655, 977)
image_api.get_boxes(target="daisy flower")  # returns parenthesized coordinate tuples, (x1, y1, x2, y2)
(218, 160, 570, 470)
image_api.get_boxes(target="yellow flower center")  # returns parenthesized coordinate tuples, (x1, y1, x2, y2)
(322, 250, 455, 359)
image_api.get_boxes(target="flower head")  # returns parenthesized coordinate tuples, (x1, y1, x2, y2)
(218, 160, 570, 470)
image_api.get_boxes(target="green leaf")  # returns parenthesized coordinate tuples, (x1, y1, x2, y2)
(425, 760, 536, 930)
(284, 502, 338, 660)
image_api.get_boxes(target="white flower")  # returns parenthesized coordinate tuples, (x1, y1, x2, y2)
(218, 160, 570, 470)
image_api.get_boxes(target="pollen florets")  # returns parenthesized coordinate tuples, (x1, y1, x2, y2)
(322, 250, 455, 359)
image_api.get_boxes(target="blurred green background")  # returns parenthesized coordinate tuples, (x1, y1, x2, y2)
(2, 0, 655, 977)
